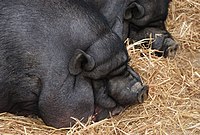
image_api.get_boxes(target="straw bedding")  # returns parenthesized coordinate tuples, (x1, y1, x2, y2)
(0, 0, 199, 134)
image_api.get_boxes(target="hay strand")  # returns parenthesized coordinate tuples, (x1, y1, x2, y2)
(0, 0, 200, 134)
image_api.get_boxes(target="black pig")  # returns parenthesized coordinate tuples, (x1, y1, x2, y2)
(0, 0, 148, 128)
(85, 0, 178, 58)
(124, 0, 178, 58)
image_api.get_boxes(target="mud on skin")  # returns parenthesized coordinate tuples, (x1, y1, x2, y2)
(0, 0, 148, 128)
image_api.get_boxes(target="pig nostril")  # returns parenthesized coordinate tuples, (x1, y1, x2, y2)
(164, 38, 179, 58)
(138, 86, 149, 103)
(140, 94, 144, 103)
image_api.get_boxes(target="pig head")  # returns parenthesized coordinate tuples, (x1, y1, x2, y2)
(124, 0, 178, 58)
(92, 66, 148, 121)
(84, 0, 178, 58)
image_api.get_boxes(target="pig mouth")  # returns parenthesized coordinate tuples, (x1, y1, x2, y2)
(137, 85, 149, 103)
(92, 105, 109, 122)
(92, 85, 149, 121)
(92, 105, 124, 122)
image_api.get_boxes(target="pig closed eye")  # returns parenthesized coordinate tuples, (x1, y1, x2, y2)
(127, 66, 142, 82)
(108, 65, 127, 77)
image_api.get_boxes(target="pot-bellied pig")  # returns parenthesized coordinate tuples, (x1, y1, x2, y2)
(85, 0, 178, 58)
(124, 0, 178, 58)
(0, 0, 148, 128)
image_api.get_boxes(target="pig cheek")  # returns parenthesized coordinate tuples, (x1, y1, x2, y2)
(107, 79, 136, 105)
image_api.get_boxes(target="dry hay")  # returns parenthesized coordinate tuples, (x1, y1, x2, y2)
(0, 0, 199, 134)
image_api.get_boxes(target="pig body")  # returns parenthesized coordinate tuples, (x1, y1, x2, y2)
(0, 0, 148, 128)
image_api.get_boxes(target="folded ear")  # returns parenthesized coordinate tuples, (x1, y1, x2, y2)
(69, 49, 95, 75)
(124, 2, 145, 20)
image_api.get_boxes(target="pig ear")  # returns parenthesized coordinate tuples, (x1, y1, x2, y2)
(124, 2, 145, 20)
(69, 49, 95, 75)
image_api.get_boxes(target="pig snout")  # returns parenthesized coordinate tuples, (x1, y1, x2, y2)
(163, 38, 179, 58)
(131, 83, 149, 103)
(92, 66, 149, 122)
(107, 66, 149, 106)
(128, 67, 148, 104)
(153, 36, 179, 58)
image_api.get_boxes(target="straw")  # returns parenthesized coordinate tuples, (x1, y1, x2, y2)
(0, 0, 199, 134)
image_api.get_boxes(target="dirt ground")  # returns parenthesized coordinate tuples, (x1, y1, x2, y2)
(0, 0, 199, 134)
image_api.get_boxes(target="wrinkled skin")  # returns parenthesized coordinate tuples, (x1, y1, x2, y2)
(84, 0, 131, 39)
(85, 0, 178, 58)
(0, 0, 148, 128)
(92, 66, 148, 121)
